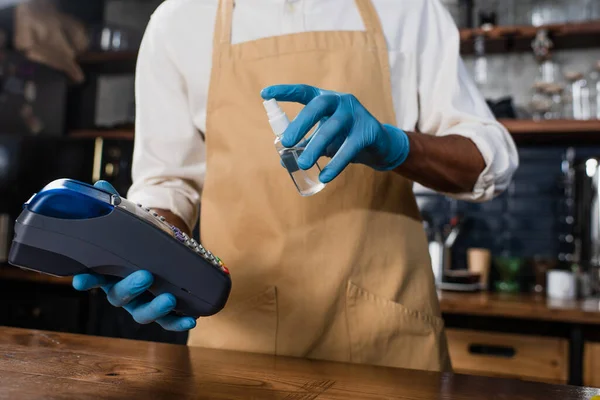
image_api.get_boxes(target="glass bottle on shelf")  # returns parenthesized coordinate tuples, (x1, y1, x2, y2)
(530, 29, 560, 120)
(565, 71, 591, 120)
(589, 61, 600, 120)
(473, 34, 490, 93)
(531, 29, 557, 80)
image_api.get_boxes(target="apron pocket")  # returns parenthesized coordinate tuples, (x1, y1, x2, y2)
(346, 281, 448, 372)
(188, 286, 278, 355)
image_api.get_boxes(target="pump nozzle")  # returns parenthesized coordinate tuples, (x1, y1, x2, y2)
(263, 99, 290, 137)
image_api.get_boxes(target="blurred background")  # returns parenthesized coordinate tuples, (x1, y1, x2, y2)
(0, 0, 600, 389)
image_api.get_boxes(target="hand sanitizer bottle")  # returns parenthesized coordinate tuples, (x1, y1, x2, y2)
(263, 99, 326, 197)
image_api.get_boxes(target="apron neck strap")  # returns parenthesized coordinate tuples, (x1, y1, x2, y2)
(214, 0, 387, 48)
(354, 0, 387, 47)
(214, 0, 234, 48)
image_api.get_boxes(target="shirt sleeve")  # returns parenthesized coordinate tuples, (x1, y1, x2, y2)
(415, 0, 519, 202)
(126, 13, 205, 232)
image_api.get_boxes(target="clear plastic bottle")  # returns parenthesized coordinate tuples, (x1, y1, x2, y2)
(263, 99, 326, 197)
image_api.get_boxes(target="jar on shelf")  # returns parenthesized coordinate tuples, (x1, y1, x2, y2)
(530, 82, 553, 120)
(530, 32, 561, 120)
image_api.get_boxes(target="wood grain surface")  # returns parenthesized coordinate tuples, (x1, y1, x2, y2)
(0, 327, 598, 399)
(439, 291, 600, 325)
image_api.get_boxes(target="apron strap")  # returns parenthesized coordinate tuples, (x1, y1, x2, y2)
(354, 0, 396, 125)
(354, 0, 387, 49)
(214, 0, 234, 48)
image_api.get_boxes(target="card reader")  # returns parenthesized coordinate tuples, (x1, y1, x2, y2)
(8, 179, 231, 318)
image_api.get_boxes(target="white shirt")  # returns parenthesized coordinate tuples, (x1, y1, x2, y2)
(127, 0, 519, 231)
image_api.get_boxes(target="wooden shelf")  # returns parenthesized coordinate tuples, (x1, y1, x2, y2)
(76, 23, 600, 60)
(77, 51, 138, 74)
(501, 119, 600, 134)
(460, 20, 600, 54)
(66, 120, 600, 144)
(500, 119, 600, 144)
(439, 291, 600, 325)
(77, 51, 138, 64)
(69, 129, 134, 140)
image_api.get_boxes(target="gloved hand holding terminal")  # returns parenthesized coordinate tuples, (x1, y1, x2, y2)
(72, 181, 198, 332)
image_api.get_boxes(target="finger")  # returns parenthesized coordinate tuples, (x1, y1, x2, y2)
(319, 134, 365, 183)
(297, 110, 352, 170)
(295, 124, 322, 149)
(93, 180, 119, 195)
(72, 273, 112, 291)
(156, 315, 197, 332)
(260, 84, 322, 105)
(121, 297, 146, 318)
(105, 270, 154, 307)
(282, 94, 340, 147)
(127, 293, 177, 324)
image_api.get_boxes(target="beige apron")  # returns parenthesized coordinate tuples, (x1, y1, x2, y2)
(190, 0, 451, 372)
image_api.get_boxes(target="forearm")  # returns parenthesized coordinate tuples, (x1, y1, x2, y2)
(154, 208, 192, 236)
(394, 132, 485, 194)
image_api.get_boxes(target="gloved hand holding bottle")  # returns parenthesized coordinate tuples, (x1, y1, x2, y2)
(71, 181, 197, 332)
(260, 84, 410, 183)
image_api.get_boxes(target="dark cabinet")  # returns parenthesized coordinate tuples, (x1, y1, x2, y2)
(0, 280, 88, 334)
(0, 278, 188, 345)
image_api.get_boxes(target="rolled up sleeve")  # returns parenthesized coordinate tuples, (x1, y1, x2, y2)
(416, 0, 519, 202)
(127, 13, 205, 231)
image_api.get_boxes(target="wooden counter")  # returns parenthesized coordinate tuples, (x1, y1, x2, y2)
(0, 327, 598, 399)
(439, 291, 600, 325)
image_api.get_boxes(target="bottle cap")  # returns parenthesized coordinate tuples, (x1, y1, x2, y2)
(263, 99, 290, 137)
(263, 99, 280, 117)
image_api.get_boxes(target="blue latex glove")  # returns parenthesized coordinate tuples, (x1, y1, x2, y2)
(261, 84, 410, 183)
(72, 181, 197, 332)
